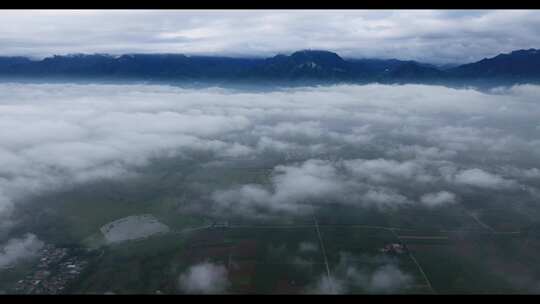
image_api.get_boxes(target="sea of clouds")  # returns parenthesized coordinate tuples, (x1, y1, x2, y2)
(0, 82, 540, 271)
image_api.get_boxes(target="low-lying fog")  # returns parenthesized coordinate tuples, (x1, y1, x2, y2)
(1, 82, 540, 273)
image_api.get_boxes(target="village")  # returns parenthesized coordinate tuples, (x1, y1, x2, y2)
(380, 243, 407, 255)
(13, 244, 89, 294)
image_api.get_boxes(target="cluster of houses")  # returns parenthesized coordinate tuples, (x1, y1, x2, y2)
(380, 243, 407, 255)
(14, 245, 88, 294)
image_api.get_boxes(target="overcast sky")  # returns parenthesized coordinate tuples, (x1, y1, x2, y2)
(1, 10, 540, 65)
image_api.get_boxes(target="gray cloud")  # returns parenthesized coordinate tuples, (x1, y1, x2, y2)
(343, 158, 432, 184)
(310, 276, 346, 294)
(345, 264, 413, 293)
(420, 191, 457, 207)
(211, 159, 346, 215)
(0, 233, 44, 269)
(178, 262, 230, 294)
(0, 193, 14, 235)
(212, 157, 465, 214)
(453, 168, 517, 189)
(298, 242, 318, 253)
(308, 253, 413, 294)
(0, 10, 540, 64)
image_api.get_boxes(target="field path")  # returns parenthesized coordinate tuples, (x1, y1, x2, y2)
(390, 229, 437, 294)
(312, 207, 334, 293)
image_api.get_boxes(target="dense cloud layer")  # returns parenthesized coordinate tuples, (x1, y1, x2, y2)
(1, 10, 540, 64)
(0, 82, 539, 234)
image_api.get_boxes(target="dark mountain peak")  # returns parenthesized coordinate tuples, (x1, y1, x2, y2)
(0, 56, 32, 62)
(449, 48, 540, 79)
(45, 53, 114, 60)
(478, 48, 540, 62)
(290, 49, 344, 61)
(379, 60, 443, 81)
(40, 54, 116, 67)
(119, 53, 188, 59)
(66, 53, 113, 58)
(289, 50, 346, 68)
(0, 56, 33, 70)
(509, 48, 540, 56)
(252, 49, 351, 79)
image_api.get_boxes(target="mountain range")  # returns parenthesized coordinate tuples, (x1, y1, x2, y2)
(1, 48, 539, 86)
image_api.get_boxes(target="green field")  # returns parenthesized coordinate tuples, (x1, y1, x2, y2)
(3, 156, 540, 294)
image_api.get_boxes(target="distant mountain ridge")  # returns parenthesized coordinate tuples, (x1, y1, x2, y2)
(1, 48, 539, 85)
(448, 49, 540, 80)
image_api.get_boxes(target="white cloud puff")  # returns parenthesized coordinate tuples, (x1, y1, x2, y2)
(420, 191, 457, 207)
(308, 253, 413, 294)
(211, 159, 345, 214)
(299, 242, 318, 253)
(343, 158, 432, 184)
(0, 233, 44, 269)
(453, 168, 517, 189)
(178, 262, 230, 294)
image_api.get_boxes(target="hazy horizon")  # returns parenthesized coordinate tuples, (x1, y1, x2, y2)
(1, 10, 540, 64)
